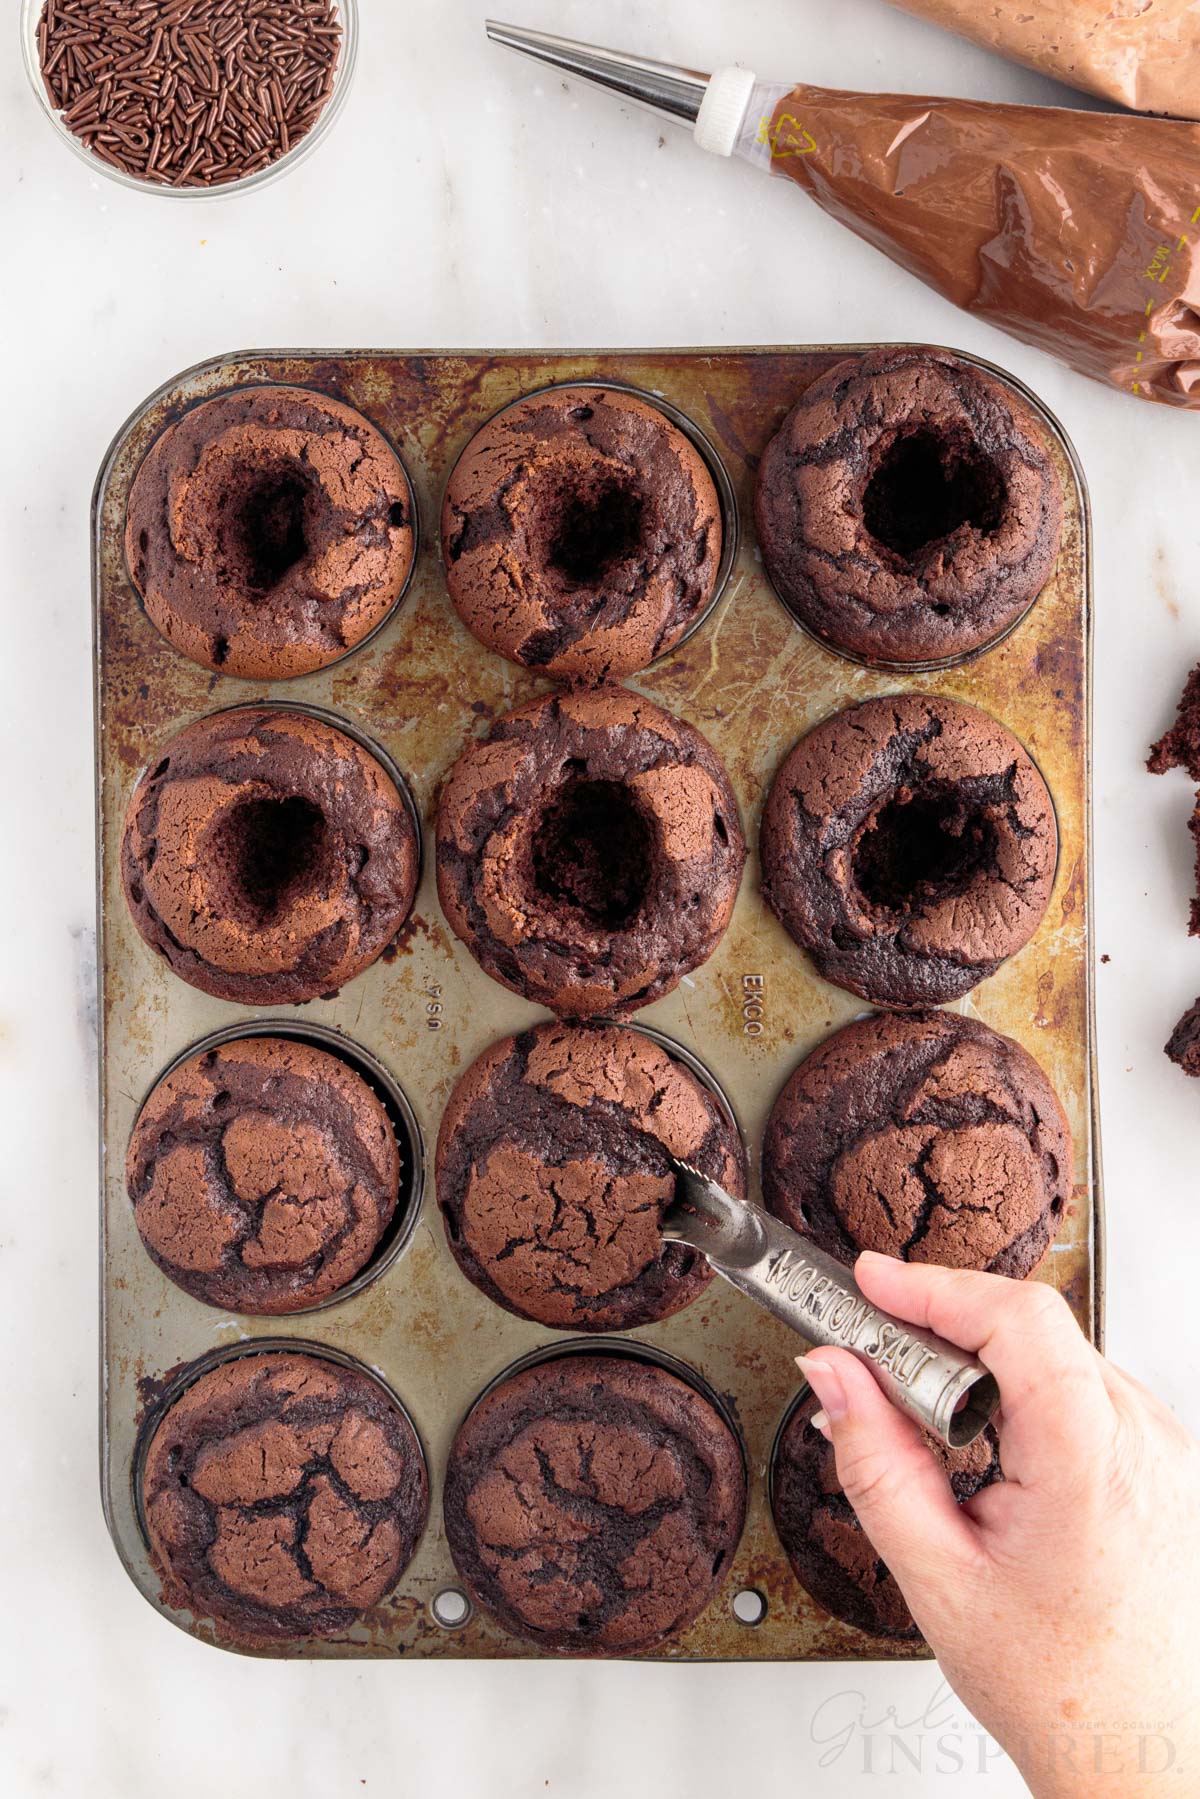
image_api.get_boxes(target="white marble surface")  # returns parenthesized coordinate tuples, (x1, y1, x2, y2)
(2, 2, 1198, 1793)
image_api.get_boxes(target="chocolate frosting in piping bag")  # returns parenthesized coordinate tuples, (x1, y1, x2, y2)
(880, 0, 1200, 120)
(735, 80, 1200, 406)
(484, 25, 1200, 407)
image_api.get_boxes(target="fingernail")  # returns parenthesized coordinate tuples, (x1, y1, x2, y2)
(795, 1353, 849, 1421)
(810, 1408, 832, 1440)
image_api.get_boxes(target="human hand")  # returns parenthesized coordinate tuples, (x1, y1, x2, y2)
(797, 1254, 1200, 1797)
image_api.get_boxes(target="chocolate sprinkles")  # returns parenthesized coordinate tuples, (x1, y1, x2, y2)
(36, 0, 343, 188)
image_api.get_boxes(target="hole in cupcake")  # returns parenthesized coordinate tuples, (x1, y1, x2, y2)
(388, 501, 406, 528)
(218, 466, 313, 592)
(853, 782, 997, 914)
(532, 779, 653, 929)
(541, 468, 646, 587)
(863, 427, 1005, 562)
(208, 794, 330, 925)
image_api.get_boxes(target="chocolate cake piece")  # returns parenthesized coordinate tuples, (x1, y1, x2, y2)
(1148, 661, 1200, 781)
(1166, 999, 1200, 1077)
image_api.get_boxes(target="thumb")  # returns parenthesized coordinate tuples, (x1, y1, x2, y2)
(797, 1348, 981, 1630)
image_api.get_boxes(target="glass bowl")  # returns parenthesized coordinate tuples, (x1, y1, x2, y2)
(19, 0, 359, 199)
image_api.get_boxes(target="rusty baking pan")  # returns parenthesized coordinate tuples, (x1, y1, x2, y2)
(94, 346, 1101, 1660)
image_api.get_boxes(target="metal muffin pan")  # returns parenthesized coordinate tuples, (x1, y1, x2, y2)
(94, 346, 1101, 1661)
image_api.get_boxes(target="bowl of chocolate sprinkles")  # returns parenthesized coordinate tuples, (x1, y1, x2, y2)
(21, 0, 357, 195)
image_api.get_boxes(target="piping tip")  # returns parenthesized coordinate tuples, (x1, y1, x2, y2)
(484, 19, 711, 125)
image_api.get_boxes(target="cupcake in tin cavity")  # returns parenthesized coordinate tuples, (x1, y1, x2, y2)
(762, 1011, 1073, 1278)
(141, 1351, 427, 1643)
(755, 348, 1063, 667)
(121, 708, 419, 1006)
(441, 386, 723, 682)
(772, 1393, 1002, 1640)
(443, 1354, 746, 1654)
(125, 387, 414, 680)
(436, 1021, 746, 1331)
(435, 687, 745, 1018)
(127, 1036, 403, 1315)
(760, 693, 1058, 1008)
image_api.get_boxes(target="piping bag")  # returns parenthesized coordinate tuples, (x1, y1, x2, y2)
(487, 20, 1200, 407)
(666, 1162, 999, 1448)
(882, 0, 1200, 120)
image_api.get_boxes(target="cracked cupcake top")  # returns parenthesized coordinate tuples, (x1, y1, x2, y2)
(760, 693, 1057, 1007)
(444, 1355, 745, 1653)
(121, 708, 419, 1005)
(127, 1036, 401, 1314)
(772, 1392, 1001, 1639)
(441, 386, 722, 683)
(435, 687, 745, 1017)
(126, 386, 415, 680)
(142, 1352, 427, 1643)
(755, 348, 1062, 667)
(436, 1021, 746, 1330)
(763, 1010, 1072, 1278)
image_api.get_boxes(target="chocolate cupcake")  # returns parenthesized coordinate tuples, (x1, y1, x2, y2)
(441, 386, 722, 682)
(444, 1355, 745, 1653)
(127, 1036, 402, 1314)
(763, 1011, 1072, 1277)
(436, 687, 745, 1017)
(760, 694, 1057, 1007)
(126, 387, 415, 680)
(771, 1392, 1001, 1639)
(436, 1022, 745, 1330)
(755, 349, 1063, 667)
(121, 708, 418, 1005)
(142, 1352, 427, 1643)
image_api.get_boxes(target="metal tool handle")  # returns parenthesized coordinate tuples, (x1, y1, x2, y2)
(665, 1169, 1000, 1447)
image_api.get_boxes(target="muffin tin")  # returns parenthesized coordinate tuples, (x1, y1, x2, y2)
(94, 346, 1101, 1661)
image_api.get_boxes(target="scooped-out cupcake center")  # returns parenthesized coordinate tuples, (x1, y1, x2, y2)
(532, 775, 653, 928)
(532, 463, 647, 588)
(216, 461, 314, 593)
(208, 794, 330, 924)
(862, 426, 1006, 563)
(853, 782, 997, 914)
